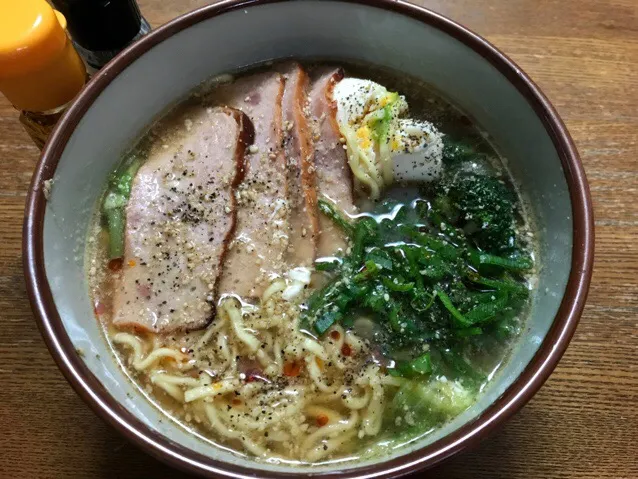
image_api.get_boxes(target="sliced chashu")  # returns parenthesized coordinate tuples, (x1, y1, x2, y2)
(208, 72, 289, 298)
(112, 106, 254, 333)
(309, 67, 357, 257)
(279, 63, 319, 267)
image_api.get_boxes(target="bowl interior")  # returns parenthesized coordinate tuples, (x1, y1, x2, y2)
(40, 0, 572, 474)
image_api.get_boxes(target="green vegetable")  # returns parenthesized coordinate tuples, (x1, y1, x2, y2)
(104, 208, 125, 259)
(455, 326, 483, 337)
(468, 250, 532, 271)
(314, 310, 342, 335)
(102, 157, 141, 260)
(435, 349, 487, 387)
(354, 260, 381, 282)
(366, 250, 393, 271)
(352, 217, 378, 263)
(305, 176, 533, 386)
(390, 377, 475, 429)
(464, 291, 509, 324)
(436, 173, 517, 253)
(389, 352, 432, 378)
(317, 199, 354, 236)
(436, 290, 473, 328)
(315, 258, 342, 271)
(382, 276, 415, 292)
(370, 103, 394, 144)
(467, 272, 529, 296)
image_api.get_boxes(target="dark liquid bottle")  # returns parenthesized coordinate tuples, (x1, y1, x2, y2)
(50, 0, 151, 73)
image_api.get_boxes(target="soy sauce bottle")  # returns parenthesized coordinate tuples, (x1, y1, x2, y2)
(50, 0, 151, 74)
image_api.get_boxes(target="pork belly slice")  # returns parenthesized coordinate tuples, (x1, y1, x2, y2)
(112, 106, 253, 333)
(309, 68, 357, 257)
(209, 72, 289, 298)
(279, 63, 319, 267)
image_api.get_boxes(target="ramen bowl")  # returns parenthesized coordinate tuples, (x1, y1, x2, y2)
(23, 0, 593, 477)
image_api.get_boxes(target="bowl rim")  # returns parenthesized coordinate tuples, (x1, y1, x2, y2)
(23, 0, 594, 477)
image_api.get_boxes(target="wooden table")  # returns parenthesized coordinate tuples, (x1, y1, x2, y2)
(1, 1, 637, 477)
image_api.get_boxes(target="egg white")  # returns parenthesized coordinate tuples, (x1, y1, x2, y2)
(332, 78, 443, 194)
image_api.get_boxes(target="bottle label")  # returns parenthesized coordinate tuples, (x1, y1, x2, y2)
(74, 18, 151, 73)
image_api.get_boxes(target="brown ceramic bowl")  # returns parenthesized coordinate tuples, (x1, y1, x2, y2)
(24, 0, 594, 477)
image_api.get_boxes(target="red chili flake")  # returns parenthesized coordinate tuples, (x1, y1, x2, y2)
(245, 372, 259, 383)
(94, 301, 106, 316)
(316, 414, 329, 427)
(341, 343, 352, 357)
(108, 258, 123, 272)
(283, 361, 302, 377)
(330, 330, 341, 340)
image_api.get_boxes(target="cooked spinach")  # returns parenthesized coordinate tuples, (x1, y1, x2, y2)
(303, 171, 532, 384)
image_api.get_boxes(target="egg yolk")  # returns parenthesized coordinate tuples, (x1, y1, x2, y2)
(356, 126, 372, 149)
(378, 94, 393, 108)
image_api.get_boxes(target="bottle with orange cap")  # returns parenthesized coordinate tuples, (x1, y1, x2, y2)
(0, 0, 87, 149)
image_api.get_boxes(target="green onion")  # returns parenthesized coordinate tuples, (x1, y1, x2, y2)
(404, 246, 425, 291)
(467, 272, 529, 296)
(382, 277, 415, 292)
(351, 217, 378, 263)
(410, 290, 436, 312)
(455, 326, 483, 337)
(469, 250, 532, 271)
(102, 157, 142, 260)
(370, 103, 393, 143)
(299, 191, 532, 384)
(354, 260, 380, 282)
(314, 310, 342, 335)
(315, 258, 341, 271)
(436, 290, 474, 328)
(318, 199, 354, 236)
(366, 250, 393, 270)
(401, 225, 459, 261)
(104, 208, 125, 259)
(464, 292, 509, 324)
(388, 304, 402, 332)
(389, 352, 433, 377)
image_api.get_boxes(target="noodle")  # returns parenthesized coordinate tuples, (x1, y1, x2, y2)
(300, 410, 359, 453)
(361, 384, 384, 436)
(150, 372, 200, 387)
(110, 272, 394, 462)
(342, 386, 371, 410)
(184, 380, 238, 402)
(223, 298, 260, 352)
(113, 333, 189, 371)
(342, 125, 383, 198)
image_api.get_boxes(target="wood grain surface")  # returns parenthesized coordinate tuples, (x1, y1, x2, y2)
(1, 1, 637, 478)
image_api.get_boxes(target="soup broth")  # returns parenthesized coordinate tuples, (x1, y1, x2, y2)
(88, 61, 536, 465)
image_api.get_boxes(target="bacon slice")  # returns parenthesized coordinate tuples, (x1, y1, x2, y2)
(112, 106, 253, 333)
(209, 72, 289, 298)
(279, 63, 319, 266)
(308, 68, 356, 257)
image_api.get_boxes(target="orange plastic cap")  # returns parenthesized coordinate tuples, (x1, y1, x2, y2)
(0, 0, 68, 77)
(0, 0, 86, 111)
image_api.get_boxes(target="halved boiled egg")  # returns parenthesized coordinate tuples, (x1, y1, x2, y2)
(332, 78, 443, 198)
